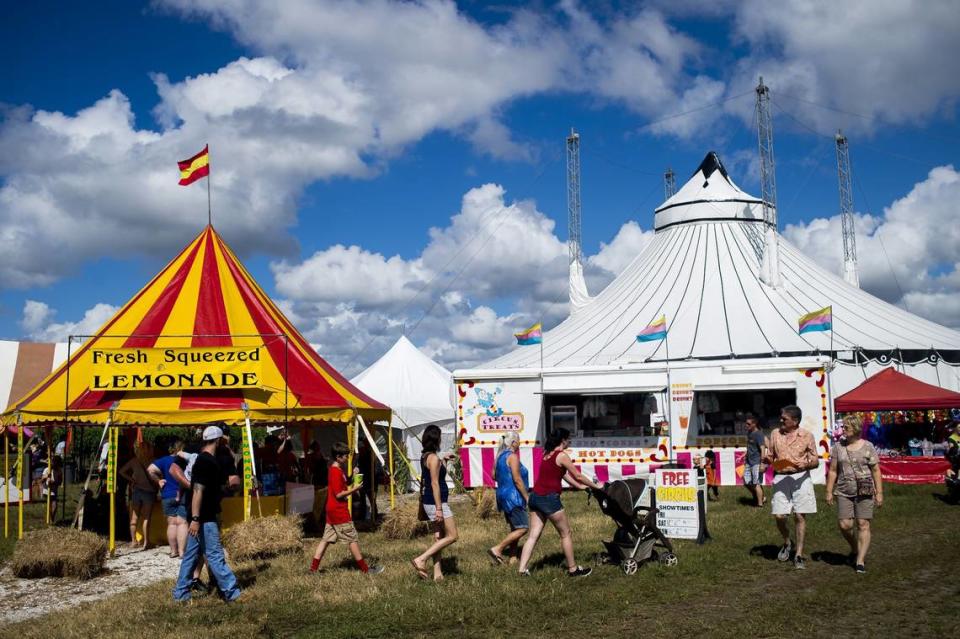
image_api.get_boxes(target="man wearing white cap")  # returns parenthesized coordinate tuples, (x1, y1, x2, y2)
(172, 426, 241, 602)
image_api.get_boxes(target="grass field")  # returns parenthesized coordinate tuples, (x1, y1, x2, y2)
(2, 483, 958, 639)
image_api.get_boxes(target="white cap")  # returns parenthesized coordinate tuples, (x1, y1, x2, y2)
(202, 426, 224, 441)
(266, 425, 284, 434)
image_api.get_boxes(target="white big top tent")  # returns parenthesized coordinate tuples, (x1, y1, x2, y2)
(452, 152, 960, 488)
(351, 336, 455, 489)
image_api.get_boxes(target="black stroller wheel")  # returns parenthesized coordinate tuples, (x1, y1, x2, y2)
(595, 552, 609, 566)
(658, 552, 678, 567)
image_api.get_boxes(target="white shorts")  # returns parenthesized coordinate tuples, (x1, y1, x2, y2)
(423, 503, 453, 520)
(771, 471, 817, 515)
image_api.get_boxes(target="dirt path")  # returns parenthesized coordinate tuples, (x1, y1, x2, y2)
(0, 547, 178, 625)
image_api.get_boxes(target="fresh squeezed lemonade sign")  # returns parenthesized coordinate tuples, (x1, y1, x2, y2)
(89, 347, 262, 391)
(654, 468, 701, 539)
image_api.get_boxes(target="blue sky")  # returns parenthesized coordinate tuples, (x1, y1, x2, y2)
(2, 1, 959, 375)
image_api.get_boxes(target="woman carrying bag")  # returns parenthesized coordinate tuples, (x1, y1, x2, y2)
(825, 414, 884, 574)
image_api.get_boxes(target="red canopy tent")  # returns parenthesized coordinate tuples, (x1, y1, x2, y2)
(834, 367, 960, 412)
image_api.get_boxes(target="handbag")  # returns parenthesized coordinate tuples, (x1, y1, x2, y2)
(842, 444, 875, 497)
(417, 454, 429, 522)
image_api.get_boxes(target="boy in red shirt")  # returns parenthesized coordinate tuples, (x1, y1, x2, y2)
(309, 442, 383, 574)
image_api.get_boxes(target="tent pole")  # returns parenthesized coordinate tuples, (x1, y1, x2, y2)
(4, 430, 9, 538)
(45, 433, 53, 525)
(346, 418, 354, 514)
(107, 425, 118, 557)
(388, 420, 395, 509)
(665, 331, 674, 462)
(17, 415, 24, 540)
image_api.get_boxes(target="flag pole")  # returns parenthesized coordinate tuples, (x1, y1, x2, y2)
(206, 144, 212, 227)
(665, 328, 673, 462)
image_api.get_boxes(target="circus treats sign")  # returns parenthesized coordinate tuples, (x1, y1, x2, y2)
(88, 347, 262, 391)
(478, 413, 523, 432)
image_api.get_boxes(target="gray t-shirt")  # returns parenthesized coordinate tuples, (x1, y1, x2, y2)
(746, 429, 765, 465)
(830, 441, 879, 498)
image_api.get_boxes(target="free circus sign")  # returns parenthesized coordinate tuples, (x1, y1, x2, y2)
(477, 412, 523, 432)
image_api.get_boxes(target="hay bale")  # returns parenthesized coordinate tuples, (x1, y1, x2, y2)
(222, 515, 303, 562)
(474, 488, 496, 520)
(381, 500, 430, 540)
(11, 528, 107, 580)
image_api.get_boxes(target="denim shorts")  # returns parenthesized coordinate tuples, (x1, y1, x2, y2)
(742, 463, 762, 485)
(504, 506, 529, 530)
(162, 497, 187, 519)
(528, 492, 563, 517)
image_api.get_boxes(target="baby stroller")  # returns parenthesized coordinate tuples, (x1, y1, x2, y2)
(589, 479, 677, 575)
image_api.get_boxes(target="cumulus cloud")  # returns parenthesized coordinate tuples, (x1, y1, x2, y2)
(20, 300, 119, 343)
(783, 164, 960, 328)
(723, 0, 960, 133)
(268, 181, 654, 373)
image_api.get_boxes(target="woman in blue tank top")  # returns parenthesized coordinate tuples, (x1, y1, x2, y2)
(488, 432, 529, 565)
(411, 424, 458, 581)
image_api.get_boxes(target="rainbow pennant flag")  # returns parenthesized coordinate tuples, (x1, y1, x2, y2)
(637, 315, 667, 342)
(798, 305, 833, 334)
(514, 322, 542, 345)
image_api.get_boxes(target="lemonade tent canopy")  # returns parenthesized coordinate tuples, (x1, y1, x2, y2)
(0, 226, 389, 427)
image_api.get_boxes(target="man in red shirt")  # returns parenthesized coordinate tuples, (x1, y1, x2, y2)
(309, 442, 383, 574)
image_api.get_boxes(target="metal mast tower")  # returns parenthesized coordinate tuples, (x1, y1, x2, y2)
(755, 76, 782, 286)
(755, 76, 778, 228)
(566, 128, 582, 265)
(664, 167, 677, 200)
(835, 130, 859, 287)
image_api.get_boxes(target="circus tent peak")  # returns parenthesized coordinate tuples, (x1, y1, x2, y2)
(480, 153, 960, 371)
(2, 225, 389, 426)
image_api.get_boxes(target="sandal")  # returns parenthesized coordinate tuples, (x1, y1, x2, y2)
(410, 559, 429, 580)
(487, 548, 505, 566)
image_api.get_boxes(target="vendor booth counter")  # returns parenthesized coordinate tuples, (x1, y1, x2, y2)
(877, 457, 951, 484)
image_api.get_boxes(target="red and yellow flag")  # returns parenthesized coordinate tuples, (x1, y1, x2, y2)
(178, 145, 210, 186)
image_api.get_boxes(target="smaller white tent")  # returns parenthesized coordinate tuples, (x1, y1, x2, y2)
(351, 336, 455, 488)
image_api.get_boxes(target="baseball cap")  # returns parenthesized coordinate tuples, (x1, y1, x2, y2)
(202, 425, 224, 441)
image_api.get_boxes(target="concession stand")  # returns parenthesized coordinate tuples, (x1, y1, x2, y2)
(834, 367, 956, 483)
(0, 226, 390, 550)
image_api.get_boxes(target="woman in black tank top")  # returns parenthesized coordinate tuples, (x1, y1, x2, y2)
(411, 425, 458, 581)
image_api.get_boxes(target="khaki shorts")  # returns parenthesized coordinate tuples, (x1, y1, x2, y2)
(836, 494, 875, 520)
(322, 522, 359, 544)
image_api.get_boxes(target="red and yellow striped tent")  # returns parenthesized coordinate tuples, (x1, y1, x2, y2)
(0, 226, 389, 426)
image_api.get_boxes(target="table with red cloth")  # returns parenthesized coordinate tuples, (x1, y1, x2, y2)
(878, 457, 951, 484)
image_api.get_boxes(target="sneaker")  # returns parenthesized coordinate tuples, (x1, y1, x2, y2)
(777, 540, 793, 562)
(367, 564, 385, 575)
(518, 569, 531, 576)
(855, 563, 866, 574)
(568, 566, 592, 578)
(793, 555, 806, 570)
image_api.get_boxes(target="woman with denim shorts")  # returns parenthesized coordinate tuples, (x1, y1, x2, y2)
(517, 427, 602, 577)
(148, 438, 190, 558)
(489, 432, 529, 565)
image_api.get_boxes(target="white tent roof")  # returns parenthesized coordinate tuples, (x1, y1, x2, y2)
(351, 336, 454, 428)
(1, 340, 68, 411)
(479, 152, 960, 370)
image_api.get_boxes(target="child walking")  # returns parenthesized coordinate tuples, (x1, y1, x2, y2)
(309, 442, 383, 575)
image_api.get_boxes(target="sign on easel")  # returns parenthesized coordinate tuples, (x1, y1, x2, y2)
(241, 425, 252, 519)
(653, 468, 710, 543)
(106, 428, 118, 494)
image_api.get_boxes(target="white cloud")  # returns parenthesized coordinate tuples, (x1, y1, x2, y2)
(588, 220, 656, 276)
(271, 182, 654, 372)
(724, 0, 960, 133)
(783, 164, 960, 328)
(20, 300, 119, 343)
